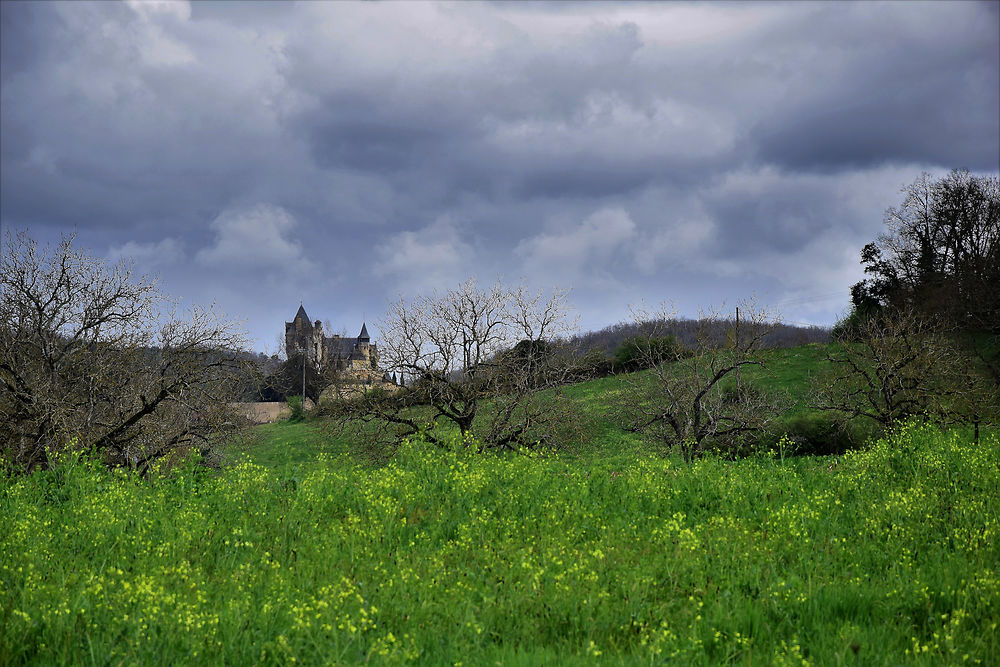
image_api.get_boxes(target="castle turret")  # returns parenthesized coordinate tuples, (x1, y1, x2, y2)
(358, 322, 370, 343)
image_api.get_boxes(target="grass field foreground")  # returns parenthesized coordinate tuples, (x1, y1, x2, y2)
(2, 421, 998, 665)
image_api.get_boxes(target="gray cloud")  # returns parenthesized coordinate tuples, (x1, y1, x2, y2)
(516, 206, 637, 288)
(196, 203, 315, 272)
(2, 0, 997, 347)
(108, 237, 185, 268)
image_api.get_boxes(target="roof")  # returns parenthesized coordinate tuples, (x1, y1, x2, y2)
(325, 337, 359, 358)
(358, 322, 370, 341)
(294, 304, 310, 322)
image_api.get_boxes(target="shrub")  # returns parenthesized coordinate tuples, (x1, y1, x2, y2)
(759, 413, 872, 456)
(569, 349, 616, 380)
(287, 396, 304, 421)
(613, 334, 684, 372)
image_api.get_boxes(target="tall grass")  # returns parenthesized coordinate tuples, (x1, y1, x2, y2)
(2, 422, 998, 664)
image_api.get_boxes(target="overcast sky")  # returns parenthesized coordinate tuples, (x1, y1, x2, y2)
(2, 0, 998, 352)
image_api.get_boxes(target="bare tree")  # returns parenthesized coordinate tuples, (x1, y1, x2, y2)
(0, 232, 252, 474)
(616, 302, 782, 461)
(272, 331, 289, 362)
(815, 308, 997, 437)
(325, 279, 585, 455)
(474, 285, 585, 450)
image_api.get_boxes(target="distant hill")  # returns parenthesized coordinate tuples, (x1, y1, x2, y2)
(569, 318, 830, 357)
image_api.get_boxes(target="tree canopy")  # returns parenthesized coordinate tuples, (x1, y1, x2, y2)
(850, 169, 999, 332)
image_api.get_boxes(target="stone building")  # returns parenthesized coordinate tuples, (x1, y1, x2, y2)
(284, 304, 388, 385)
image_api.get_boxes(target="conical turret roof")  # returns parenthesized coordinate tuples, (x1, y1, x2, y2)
(358, 322, 370, 341)
(295, 304, 309, 322)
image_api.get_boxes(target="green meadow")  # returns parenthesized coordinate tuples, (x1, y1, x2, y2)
(3, 347, 999, 665)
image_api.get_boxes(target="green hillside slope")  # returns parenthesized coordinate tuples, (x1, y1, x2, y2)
(239, 343, 874, 467)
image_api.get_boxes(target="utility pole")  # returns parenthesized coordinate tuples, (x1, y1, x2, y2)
(735, 306, 741, 394)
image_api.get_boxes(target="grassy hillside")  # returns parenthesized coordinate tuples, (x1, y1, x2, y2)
(229, 420, 351, 469)
(232, 343, 863, 467)
(3, 422, 998, 664)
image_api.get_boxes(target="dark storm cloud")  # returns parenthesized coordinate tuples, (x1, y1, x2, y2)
(0, 1, 63, 83)
(701, 172, 860, 255)
(515, 162, 654, 200)
(298, 90, 476, 173)
(1, 0, 293, 233)
(751, 2, 999, 171)
(282, 13, 658, 201)
(1, 1, 997, 347)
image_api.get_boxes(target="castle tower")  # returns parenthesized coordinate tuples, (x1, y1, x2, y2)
(285, 304, 325, 366)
